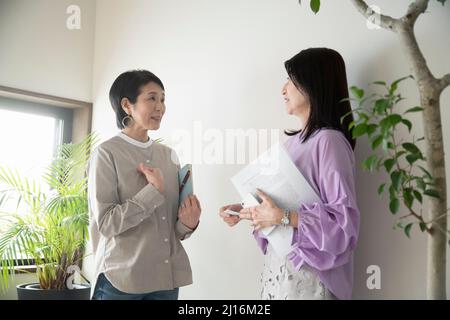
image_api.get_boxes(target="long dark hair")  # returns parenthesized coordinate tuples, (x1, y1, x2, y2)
(284, 48, 356, 150)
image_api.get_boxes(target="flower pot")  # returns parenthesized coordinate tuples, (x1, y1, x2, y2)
(16, 283, 90, 300)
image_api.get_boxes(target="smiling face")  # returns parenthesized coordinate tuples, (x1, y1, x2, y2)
(122, 81, 166, 131)
(281, 77, 311, 129)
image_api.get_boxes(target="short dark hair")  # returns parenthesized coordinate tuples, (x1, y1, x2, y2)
(284, 48, 356, 150)
(109, 69, 165, 129)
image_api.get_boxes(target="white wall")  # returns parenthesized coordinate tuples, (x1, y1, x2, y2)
(90, 0, 450, 299)
(0, 0, 96, 101)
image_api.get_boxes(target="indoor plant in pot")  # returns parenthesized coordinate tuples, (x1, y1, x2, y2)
(0, 133, 98, 299)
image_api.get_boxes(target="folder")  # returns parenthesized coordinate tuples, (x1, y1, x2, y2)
(178, 164, 193, 206)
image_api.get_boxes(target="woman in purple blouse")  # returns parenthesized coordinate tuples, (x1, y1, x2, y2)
(219, 48, 360, 300)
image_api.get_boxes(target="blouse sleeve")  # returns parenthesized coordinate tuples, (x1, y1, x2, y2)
(287, 132, 360, 272)
(87, 146, 165, 238)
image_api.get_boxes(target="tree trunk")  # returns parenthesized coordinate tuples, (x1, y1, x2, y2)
(421, 92, 447, 300)
(397, 22, 448, 300)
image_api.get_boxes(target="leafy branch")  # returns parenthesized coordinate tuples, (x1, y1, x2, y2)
(342, 76, 450, 242)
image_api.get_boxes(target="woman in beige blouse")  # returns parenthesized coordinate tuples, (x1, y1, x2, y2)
(88, 69, 201, 300)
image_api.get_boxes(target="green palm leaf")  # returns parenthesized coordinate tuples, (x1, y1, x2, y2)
(0, 132, 99, 290)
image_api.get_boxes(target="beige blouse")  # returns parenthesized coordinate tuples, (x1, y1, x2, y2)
(87, 132, 195, 296)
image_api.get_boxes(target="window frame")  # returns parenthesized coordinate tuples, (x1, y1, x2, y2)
(0, 95, 74, 146)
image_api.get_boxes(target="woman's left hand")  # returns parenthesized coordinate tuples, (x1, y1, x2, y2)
(239, 189, 283, 231)
(178, 195, 201, 230)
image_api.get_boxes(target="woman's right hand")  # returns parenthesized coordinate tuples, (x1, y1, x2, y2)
(137, 163, 164, 194)
(219, 203, 243, 227)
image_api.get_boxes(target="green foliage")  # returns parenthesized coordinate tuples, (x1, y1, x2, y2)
(298, 0, 321, 14)
(0, 133, 99, 291)
(310, 0, 321, 13)
(343, 75, 447, 240)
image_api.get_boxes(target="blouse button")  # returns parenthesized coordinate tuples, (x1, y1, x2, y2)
(162, 216, 166, 220)
(164, 260, 169, 264)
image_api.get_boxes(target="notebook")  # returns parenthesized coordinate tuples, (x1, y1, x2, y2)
(178, 164, 193, 206)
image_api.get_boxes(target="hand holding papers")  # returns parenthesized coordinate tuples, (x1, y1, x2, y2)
(231, 142, 321, 258)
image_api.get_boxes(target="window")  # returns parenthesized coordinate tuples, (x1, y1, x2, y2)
(0, 96, 73, 186)
(0, 86, 92, 267)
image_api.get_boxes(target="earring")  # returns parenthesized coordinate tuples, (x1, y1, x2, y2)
(122, 115, 134, 128)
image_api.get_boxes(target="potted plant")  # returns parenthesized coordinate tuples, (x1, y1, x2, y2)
(0, 133, 98, 300)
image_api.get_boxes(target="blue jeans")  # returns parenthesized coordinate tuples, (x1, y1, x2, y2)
(92, 273, 179, 300)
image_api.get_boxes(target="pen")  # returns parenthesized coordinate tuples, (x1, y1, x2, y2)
(179, 169, 191, 193)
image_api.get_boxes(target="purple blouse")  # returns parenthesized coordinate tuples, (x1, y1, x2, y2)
(253, 128, 360, 300)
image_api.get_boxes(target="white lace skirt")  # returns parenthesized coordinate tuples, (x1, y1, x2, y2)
(260, 244, 336, 300)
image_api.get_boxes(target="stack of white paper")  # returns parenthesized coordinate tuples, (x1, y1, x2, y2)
(231, 142, 321, 258)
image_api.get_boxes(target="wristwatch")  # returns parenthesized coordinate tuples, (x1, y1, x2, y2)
(280, 209, 290, 227)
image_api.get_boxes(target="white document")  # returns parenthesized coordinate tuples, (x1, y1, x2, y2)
(231, 142, 321, 258)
